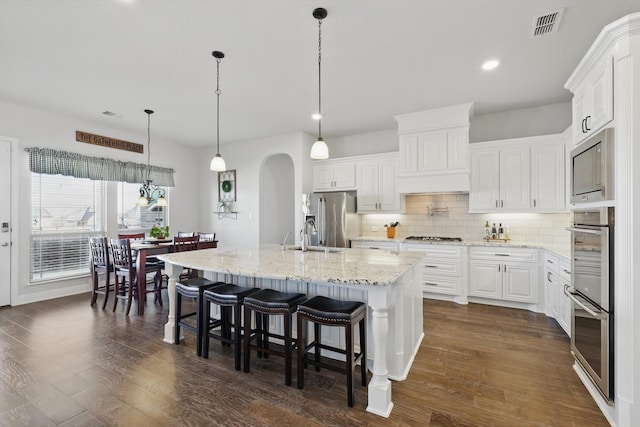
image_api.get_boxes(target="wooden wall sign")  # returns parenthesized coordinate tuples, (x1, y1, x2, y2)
(76, 130, 144, 153)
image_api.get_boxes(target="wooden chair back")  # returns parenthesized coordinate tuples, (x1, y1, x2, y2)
(174, 235, 200, 252)
(110, 238, 135, 270)
(176, 231, 195, 237)
(197, 232, 217, 249)
(118, 232, 146, 240)
(89, 236, 110, 270)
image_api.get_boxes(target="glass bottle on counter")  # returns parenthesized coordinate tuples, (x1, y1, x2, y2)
(498, 223, 504, 239)
(484, 221, 490, 239)
(491, 223, 497, 239)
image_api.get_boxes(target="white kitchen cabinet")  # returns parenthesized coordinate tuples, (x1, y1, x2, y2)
(469, 144, 530, 211)
(469, 247, 538, 304)
(356, 153, 403, 212)
(571, 55, 613, 145)
(544, 251, 571, 336)
(398, 128, 469, 175)
(313, 159, 356, 191)
(530, 140, 566, 211)
(403, 244, 465, 296)
(469, 134, 566, 213)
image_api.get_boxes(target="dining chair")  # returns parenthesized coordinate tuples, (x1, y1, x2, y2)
(176, 231, 195, 237)
(118, 232, 146, 240)
(197, 232, 217, 249)
(88, 236, 113, 309)
(109, 238, 163, 315)
(174, 235, 200, 279)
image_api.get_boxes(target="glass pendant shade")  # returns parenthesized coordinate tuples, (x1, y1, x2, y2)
(310, 137, 329, 160)
(155, 195, 168, 207)
(136, 195, 149, 207)
(210, 154, 226, 171)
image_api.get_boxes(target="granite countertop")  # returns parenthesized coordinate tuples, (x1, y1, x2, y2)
(351, 236, 570, 260)
(156, 244, 424, 286)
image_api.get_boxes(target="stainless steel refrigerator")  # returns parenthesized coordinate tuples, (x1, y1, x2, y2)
(304, 191, 360, 248)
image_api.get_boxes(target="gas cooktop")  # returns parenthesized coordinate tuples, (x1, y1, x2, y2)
(405, 236, 463, 242)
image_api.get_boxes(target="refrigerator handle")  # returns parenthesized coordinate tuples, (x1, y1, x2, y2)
(318, 198, 325, 245)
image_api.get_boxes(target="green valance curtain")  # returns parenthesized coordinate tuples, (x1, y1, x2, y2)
(25, 147, 175, 187)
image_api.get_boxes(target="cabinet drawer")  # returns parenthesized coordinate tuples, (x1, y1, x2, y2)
(404, 244, 463, 258)
(470, 247, 538, 263)
(422, 259, 461, 277)
(422, 276, 461, 295)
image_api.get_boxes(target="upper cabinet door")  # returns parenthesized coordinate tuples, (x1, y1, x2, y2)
(312, 160, 356, 192)
(500, 147, 530, 210)
(572, 56, 613, 145)
(417, 131, 447, 172)
(531, 142, 566, 211)
(398, 135, 418, 173)
(469, 149, 500, 210)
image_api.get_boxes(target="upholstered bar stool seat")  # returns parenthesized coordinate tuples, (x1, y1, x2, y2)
(296, 295, 367, 407)
(202, 284, 260, 370)
(175, 277, 224, 356)
(243, 288, 307, 386)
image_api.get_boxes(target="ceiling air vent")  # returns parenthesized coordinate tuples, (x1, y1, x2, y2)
(530, 8, 564, 38)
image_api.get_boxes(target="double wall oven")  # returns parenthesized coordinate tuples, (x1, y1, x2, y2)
(566, 207, 614, 403)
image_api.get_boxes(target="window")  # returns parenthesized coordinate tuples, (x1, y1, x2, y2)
(117, 182, 168, 232)
(30, 173, 104, 282)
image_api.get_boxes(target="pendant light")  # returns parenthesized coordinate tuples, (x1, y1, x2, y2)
(136, 109, 168, 207)
(310, 7, 329, 160)
(210, 50, 227, 171)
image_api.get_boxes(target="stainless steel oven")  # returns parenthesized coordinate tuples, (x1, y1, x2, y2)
(565, 207, 614, 403)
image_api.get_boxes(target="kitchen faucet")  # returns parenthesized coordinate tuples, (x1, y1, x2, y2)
(300, 218, 317, 252)
(281, 231, 291, 250)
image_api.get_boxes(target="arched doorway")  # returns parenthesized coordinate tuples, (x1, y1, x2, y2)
(259, 154, 295, 245)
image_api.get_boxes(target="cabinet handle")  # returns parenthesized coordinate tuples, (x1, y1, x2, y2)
(563, 269, 571, 275)
(498, 264, 501, 272)
(547, 271, 552, 281)
(501, 200, 504, 208)
(424, 282, 439, 286)
(424, 265, 438, 268)
(494, 253, 510, 257)
(546, 259, 554, 264)
(533, 198, 536, 207)
(585, 115, 591, 132)
(581, 117, 587, 133)
(504, 265, 507, 272)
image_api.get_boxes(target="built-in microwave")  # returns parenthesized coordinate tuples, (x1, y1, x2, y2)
(570, 128, 614, 204)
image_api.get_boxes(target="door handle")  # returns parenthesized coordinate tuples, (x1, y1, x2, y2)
(1, 242, 8, 247)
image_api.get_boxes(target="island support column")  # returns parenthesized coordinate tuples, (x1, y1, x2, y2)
(366, 285, 393, 417)
(163, 262, 182, 343)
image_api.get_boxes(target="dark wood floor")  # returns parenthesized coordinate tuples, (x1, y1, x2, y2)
(0, 293, 609, 426)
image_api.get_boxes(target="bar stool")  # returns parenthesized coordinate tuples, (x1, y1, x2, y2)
(175, 277, 224, 356)
(202, 284, 260, 370)
(296, 295, 367, 407)
(243, 288, 307, 386)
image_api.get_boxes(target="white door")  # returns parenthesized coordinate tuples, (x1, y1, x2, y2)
(0, 139, 11, 306)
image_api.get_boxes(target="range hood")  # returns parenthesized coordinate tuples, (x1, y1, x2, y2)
(395, 103, 473, 195)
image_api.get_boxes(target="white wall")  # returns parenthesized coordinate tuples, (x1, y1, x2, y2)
(198, 132, 314, 249)
(259, 154, 295, 244)
(469, 101, 572, 143)
(324, 129, 398, 158)
(0, 100, 201, 304)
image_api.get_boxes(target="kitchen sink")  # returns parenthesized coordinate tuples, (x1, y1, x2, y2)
(286, 246, 343, 253)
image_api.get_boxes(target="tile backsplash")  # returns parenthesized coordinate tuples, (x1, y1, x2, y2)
(360, 194, 571, 245)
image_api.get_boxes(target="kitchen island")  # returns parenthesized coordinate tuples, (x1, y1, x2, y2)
(156, 244, 424, 417)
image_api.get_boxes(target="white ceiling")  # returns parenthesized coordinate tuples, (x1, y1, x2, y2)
(1, 0, 638, 149)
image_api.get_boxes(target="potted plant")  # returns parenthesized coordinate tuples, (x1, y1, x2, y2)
(150, 224, 169, 239)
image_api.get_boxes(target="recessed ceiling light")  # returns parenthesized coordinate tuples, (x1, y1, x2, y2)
(311, 113, 322, 120)
(482, 60, 500, 71)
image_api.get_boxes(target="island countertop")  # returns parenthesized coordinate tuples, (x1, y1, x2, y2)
(156, 243, 425, 286)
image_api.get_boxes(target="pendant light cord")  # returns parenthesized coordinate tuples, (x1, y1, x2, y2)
(216, 57, 222, 154)
(146, 110, 151, 180)
(317, 17, 322, 139)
